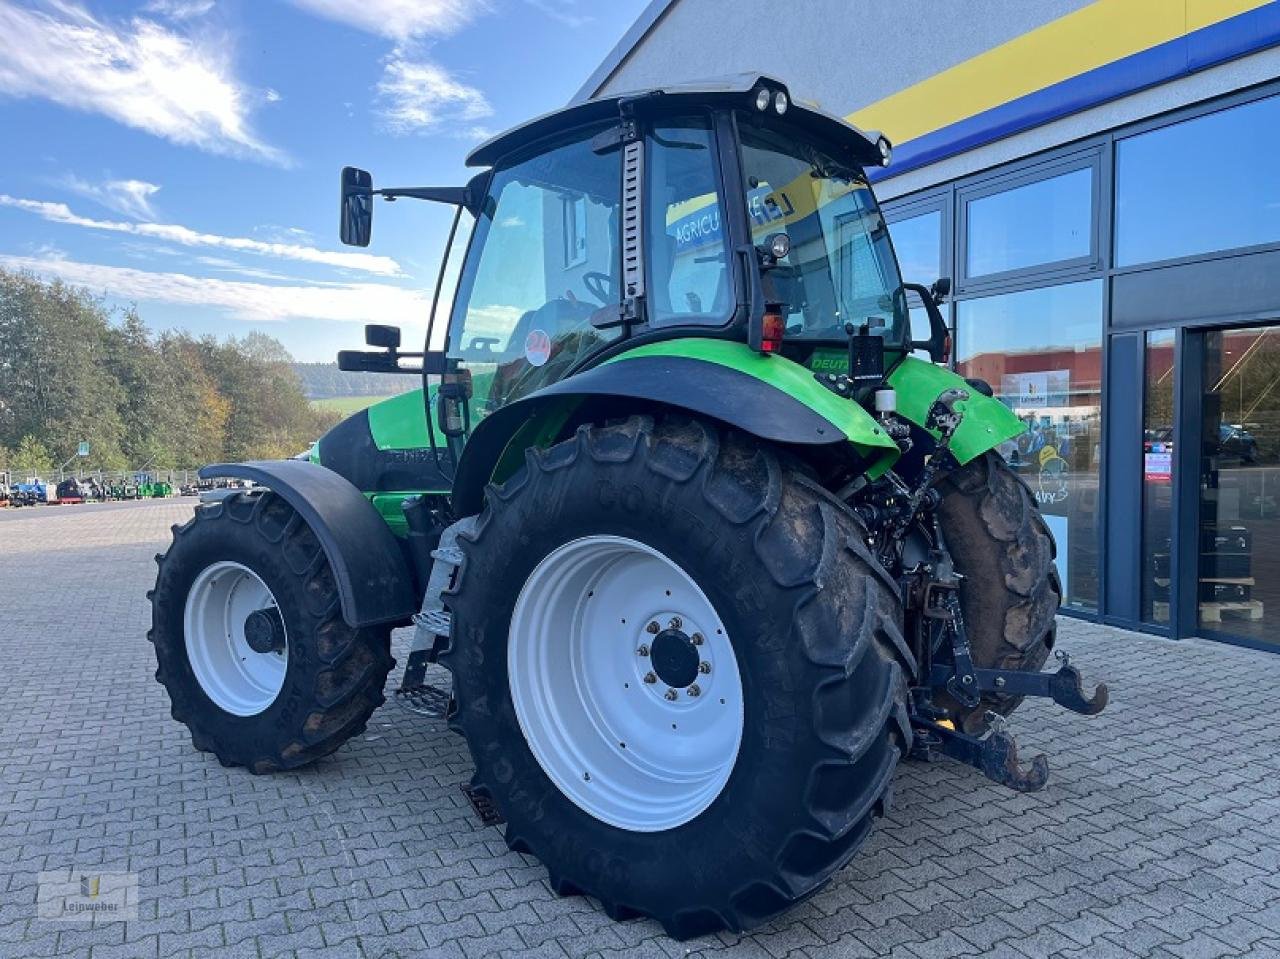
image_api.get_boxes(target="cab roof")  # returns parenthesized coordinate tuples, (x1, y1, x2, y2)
(465, 73, 887, 170)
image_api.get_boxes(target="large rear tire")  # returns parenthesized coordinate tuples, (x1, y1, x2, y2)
(149, 491, 395, 773)
(935, 452, 1061, 733)
(442, 416, 913, 939)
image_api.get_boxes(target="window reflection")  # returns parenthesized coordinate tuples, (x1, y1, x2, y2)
(1198, 327, 1280, 644)
(1142, 331, 1176, 625)
(890, 210, 941, 286)
(890, 213, 943, 360)
(647, 118, 732, 327)
(966, 167, 1092, 277)
(957, 280, 1103, 609)
(1117, 94, 1280, 266)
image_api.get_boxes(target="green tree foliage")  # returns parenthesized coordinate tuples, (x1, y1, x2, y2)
(12, 436, 55, 475)
(0, 269, 339, 471)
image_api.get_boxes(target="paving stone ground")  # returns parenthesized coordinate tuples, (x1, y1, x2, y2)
(2, 498, 1280, 959)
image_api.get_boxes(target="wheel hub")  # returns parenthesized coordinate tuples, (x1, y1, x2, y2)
(243, 607, 286, 654)
(650, 628, 699, 688)
(183, 561, 288, 717)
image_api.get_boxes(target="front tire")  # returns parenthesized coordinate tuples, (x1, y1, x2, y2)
(443, 416, 913, 939)
(149, 491, 395, 773)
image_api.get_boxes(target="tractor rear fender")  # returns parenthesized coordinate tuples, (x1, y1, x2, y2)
(451, 338, 901, 516)
(198, 460, 417, 628)
(885, 356, 1025, 464)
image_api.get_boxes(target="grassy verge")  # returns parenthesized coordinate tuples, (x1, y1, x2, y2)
(311, 395, 394, 415)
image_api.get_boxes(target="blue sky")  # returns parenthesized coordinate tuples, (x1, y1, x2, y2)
(0, 0, 645, 360)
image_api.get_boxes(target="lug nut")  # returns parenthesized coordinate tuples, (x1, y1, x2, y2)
(645, 621, 660, 634)
(668, 616, 682, 630)
(698, 661, 711, 674)
(664, 688, 678, 701)
(637, 644, 650, 657)
(687, 684, 701, 697)
(691, 632, 704, 646)
(643, 672, 657, 684)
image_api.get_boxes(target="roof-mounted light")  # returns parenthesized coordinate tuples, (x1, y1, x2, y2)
(877, 136, 892, 167)
(773, 90, 788, 115)
(754, 87, 771, 112)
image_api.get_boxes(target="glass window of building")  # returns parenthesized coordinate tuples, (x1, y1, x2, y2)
(956, 280, 1103, 610)
(1197, 326, 1280, 645)
(890, 210, 942, 287)
(1116, 94, 1280, 266)
(965, 167, 1092, 277)
(1141, 330, 1176, 626)
(890, 210, 943, 353)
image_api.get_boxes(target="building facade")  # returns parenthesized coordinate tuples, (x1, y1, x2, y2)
(578, 0, 1280, 649)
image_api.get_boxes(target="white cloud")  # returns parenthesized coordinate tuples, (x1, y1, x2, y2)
(0, 1, 285, 164)
(59, 175, 162, 220)
(523, 0, 590, 28)
(0, 194, 404, 276)
(285, 0, 480, 40)
(194, 255, 299, 282)
(142, 0, 216, 20)
(376, 51, 492, 136)
(0, 253, 429, 325)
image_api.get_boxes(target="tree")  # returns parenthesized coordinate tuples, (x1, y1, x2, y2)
(0, 269, 336, 470)
(12, 435, 54, 476)
(0, 271, 126, 467)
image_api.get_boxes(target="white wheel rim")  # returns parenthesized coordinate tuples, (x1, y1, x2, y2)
(508, 535, 744, 832)
(184, 561, 288, 717)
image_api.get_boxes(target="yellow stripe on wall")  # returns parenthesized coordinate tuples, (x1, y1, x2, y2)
(848, 0, 1272, 147)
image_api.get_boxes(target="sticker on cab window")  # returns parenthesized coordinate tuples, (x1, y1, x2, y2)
(524, 329, 551, 367)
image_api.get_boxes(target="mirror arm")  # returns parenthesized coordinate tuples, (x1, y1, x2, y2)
(375, 186, 471, 209)
(903, 281, 952, 364)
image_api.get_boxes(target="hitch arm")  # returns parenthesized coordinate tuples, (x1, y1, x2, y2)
(913, 718, 1049, 792)
(931, 652, 1109, 716)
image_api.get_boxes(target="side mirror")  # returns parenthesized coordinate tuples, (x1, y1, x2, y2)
(340, 166, 373, 247)
(904, 280, 951, 364)
(365, 324, 400, 350)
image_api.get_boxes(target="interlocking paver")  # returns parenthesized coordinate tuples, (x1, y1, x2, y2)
(4, 498, 1280, 959)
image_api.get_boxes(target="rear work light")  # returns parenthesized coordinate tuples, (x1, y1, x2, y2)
(760, 307, 785, 353)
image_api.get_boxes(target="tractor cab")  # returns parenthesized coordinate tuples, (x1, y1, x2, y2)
(335, 75, 950, 484)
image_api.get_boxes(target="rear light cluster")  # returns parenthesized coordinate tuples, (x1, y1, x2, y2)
(760, 308, 785, 354)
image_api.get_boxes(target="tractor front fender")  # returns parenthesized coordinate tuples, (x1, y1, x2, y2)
(199, 460, 417, 628)
(886, 356, 1025, 465)
(451, 338, 900, 516)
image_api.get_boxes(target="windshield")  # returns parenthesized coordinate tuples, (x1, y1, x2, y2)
(738, 118, 907, 343)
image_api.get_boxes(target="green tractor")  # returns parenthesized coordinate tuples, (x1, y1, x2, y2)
(149, 76, 1106, 938)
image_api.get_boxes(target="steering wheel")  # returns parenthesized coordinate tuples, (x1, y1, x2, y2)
(583, 271, 615, 305)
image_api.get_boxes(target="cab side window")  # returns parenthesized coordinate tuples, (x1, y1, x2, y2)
(448, 128, 622, 414)
(645, 118, 732, 327)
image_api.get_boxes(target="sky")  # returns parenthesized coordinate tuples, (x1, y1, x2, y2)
(0, 0, 646, 360)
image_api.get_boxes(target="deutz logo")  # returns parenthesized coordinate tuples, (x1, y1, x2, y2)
(808, 351, 847, 372)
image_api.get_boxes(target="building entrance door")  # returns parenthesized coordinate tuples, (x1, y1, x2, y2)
(1197, 325, 1280, 646)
